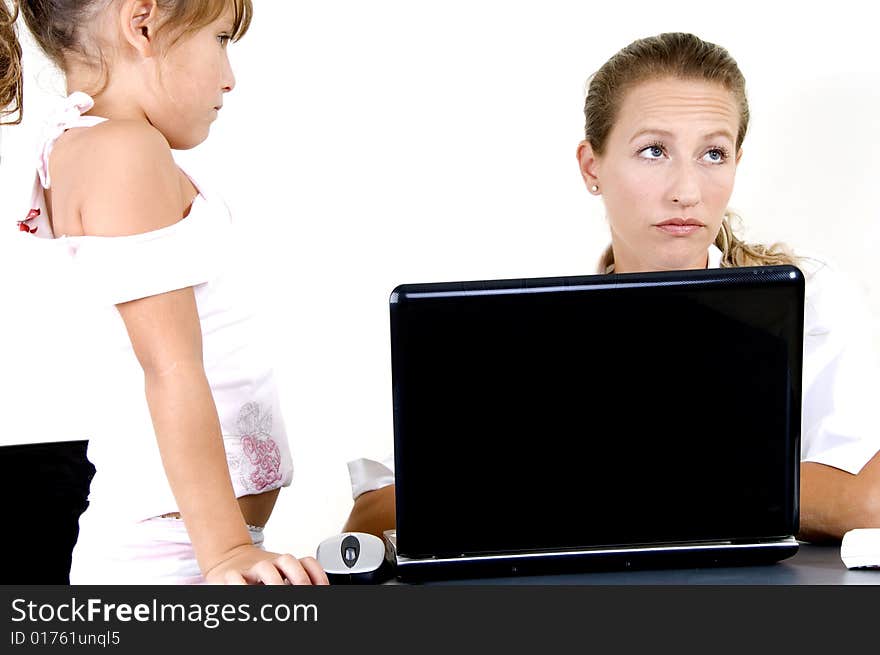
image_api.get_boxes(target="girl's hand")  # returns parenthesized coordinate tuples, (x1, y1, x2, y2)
(205, 545, 329, 585)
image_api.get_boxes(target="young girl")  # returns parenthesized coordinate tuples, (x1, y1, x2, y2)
(1, 0, 328, 584)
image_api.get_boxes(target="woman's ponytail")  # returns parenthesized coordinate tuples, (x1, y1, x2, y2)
(1, 0, 23, 125)
(714, 212, 798, 268)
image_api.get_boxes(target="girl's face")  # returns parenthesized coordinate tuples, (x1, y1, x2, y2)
(578, 78, 742, 273)
(145, 8, 237, 149)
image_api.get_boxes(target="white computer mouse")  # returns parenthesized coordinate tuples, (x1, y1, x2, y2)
(840, 528, 880, 569)
(316, 531, 391, 584)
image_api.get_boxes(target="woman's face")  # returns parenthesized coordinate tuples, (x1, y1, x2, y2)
(578, 77, 742, 273)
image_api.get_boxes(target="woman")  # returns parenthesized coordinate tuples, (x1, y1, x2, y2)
(344, 32, 880, 543)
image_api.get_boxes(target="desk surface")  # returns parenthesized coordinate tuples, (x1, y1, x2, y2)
(389, 543, 879, 585)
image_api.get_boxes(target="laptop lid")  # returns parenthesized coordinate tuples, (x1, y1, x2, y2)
(389, 265, 804, 564)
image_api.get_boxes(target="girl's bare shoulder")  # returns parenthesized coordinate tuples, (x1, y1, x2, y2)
(51, 120, 187, 237)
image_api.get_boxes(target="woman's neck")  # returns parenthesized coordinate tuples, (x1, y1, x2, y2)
(612, 244, 709, 274)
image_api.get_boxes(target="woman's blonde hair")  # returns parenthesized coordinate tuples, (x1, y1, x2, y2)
(0, 0, 252, 124)
(585, 32, 798, 272)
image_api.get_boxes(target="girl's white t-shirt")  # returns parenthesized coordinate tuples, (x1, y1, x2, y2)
(18, 92, 293, 525)
(67, 185, 294, 524)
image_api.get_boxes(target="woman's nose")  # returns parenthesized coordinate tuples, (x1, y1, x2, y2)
(669, 163, 701, 207)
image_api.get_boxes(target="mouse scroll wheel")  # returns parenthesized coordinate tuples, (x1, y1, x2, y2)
(340, 535, 361, 569)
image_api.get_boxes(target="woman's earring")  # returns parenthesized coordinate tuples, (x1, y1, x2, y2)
(590, 184, 599, 193)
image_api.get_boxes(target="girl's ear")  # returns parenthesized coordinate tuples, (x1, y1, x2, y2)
(120, 0, 160, 57)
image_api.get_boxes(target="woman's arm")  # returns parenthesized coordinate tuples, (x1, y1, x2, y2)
(342, 484, 396, 539)
(799, 451, 880, 542)
(797, 265, 880, 543)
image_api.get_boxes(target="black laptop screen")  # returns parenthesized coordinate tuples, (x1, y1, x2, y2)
(390, 266, 804, 559)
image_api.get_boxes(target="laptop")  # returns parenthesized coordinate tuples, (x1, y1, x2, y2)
(385, 265, 804, 581)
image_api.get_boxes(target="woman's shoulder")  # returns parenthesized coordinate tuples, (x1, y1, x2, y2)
(795, 252, 873, 338)
(796, 252, 861, 300)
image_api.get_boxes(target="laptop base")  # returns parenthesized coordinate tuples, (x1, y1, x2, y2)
(384, 531, 799, 583)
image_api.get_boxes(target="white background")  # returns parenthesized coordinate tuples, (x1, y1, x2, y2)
(1, 0, 878, 557)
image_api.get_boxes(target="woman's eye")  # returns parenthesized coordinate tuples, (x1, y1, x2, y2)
(218, 34, 231, 47)
(639, 145, 664, 159)
(703, 148, 726, 163)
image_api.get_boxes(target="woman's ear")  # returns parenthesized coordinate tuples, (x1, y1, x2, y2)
(119, 0, 159, 57)
(576, 140, 602, 195)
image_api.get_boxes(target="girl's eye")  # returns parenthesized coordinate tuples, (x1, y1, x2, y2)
(218, 34, 232, 47)
(702, 148, 728, 163)
(638, 144, 665, 160)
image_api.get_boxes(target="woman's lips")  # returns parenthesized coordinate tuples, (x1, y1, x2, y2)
(654, 219, 704, 236)
(655, 224, 703, 235)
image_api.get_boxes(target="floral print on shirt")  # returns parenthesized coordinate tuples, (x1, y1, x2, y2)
(227, 402, 282, 493)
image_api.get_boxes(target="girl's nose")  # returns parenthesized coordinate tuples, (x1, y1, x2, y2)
(222, 58, 236, 93)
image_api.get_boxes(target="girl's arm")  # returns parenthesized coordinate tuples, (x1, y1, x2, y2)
(70, 121, 326, 584)
(117, 286, 302, 581)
